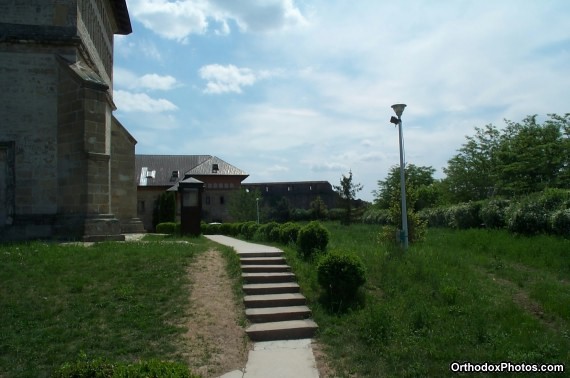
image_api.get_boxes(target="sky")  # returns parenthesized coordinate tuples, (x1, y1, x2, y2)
(113, 0, 570, 202)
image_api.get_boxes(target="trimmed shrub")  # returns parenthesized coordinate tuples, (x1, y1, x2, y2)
(53, 357, 197, 378)
(264, 222, 280, 241)
(241, 221, 259, 240)
(317, 251, 366, 304)
(297, 221, 330, 259)
(550, 209, 570, 237)
(279, 222, 301, 245)
(269, 226, 282, 242)
(155, 222, 177, 234)
(480, 199, 510, 229)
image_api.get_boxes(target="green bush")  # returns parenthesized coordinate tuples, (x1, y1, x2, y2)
(418, 206, 449, 228)
(550, 209, 570, 237)
(291, 208, 312, 221)
(447, 202, 482, 229)
(156, 222, 178, 234)
(506, 190, 570, 235)
(328, 208, 346, 222)
(279, 222, 301, 245)
(297, 221, 330, 259)
(480, 199, 510, 229)
(361, 207, 390, 225)
(317, 251, 366, 304)
(53, 358, 197, 378)
(241, 221, 259, 240)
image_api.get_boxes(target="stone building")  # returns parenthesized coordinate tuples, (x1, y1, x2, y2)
(0, 0, 143, 241)
(135, 155, 249, 230)
(242, 181, 339, 210)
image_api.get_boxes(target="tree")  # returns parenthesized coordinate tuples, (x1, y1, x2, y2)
(229, 188, 261, 222)
(333, 170, 363, 225)
(270, 197, 292, 222)
(157, 191, 176, 224)
(310, 196, 329, 220)
(495, 115, 566, 196)
(442, 124, 501, 203)
(374, 164, 437, 210)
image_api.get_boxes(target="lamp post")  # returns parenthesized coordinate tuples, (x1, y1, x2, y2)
(256, 197, 260, 224)
(390, 104, 408, 249)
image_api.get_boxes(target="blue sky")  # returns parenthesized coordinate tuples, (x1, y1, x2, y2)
(114, 0, 570, 202)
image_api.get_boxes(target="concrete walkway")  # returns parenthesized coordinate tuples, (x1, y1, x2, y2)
(206, 235, 320, 378)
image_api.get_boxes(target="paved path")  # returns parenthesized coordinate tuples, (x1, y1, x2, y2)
(206, 235, 319, 378)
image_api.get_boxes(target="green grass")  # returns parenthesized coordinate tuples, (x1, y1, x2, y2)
(282, 223, 570, 377)
(0, 238, 213, 377)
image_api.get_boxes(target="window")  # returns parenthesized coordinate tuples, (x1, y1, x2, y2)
(265, 186, 269, 192)
(220, 196, 225, 205)
(170, 170, 179, 182)
(212, 163, 219, 173)
(205, 196, 211, 205)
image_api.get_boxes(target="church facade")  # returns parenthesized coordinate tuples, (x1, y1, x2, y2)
(0, 0, 143, 241)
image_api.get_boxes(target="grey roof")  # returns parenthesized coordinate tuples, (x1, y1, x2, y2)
(136, 155, 248, 187)
(186, 156, 248, 177)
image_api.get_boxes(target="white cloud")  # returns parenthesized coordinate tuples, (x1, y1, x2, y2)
(127, 0, 308, 42)
(137, 74, 179, 91)
(199, 64, 257, 94)
(114, 68, 180, 91)
(114, 90, 178, 113)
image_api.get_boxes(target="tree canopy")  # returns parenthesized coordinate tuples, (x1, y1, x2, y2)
(442, 114, 570, 202)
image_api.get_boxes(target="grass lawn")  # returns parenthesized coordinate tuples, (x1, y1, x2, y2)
(0, 238, 213, 377)
(283, 223, 570, 377)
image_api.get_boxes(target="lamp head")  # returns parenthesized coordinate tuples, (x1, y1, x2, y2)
(391, 103, 407, 118)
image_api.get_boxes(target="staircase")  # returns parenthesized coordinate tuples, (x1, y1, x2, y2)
(239, 250, 318, 342)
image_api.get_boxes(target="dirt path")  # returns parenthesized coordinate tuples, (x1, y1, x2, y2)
(180, 249, 251, 377)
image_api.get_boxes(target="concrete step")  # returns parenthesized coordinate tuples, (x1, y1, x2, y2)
(246, 305, 311, 323)
(243, 282, 300, 295)
(238, 251, 283, 258)
(241, 264, 291, 273)
(242, 272, 295, 284)
(246, 319, 318, 341)
(244, 293, 306, 308)
(240, 257, 286, 265)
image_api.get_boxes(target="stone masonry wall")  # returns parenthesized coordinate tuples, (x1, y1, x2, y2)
(111, 117, 144, 233)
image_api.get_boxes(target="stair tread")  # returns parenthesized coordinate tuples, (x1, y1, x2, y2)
(246, 319, 318, 332)
(240, 257, 285, 263)
(246, 305, 311, 315)
(242, 272, 295, 277)
(245, 293, 305, 301)
(243, 282, 300, 289)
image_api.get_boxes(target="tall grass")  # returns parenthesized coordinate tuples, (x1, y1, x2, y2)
(283, 223, 570, 377)
(0, 239, 211, 377)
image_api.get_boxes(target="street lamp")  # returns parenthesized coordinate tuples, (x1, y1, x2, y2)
(256, 197, 260, 224)
(390, 103, 408, 249)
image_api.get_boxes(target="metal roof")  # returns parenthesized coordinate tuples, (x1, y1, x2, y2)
(135, 155, 248, 187)
(186, 156, 248, 177)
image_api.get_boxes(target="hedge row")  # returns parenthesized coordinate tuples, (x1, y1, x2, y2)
(418, 189, 570, 236)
